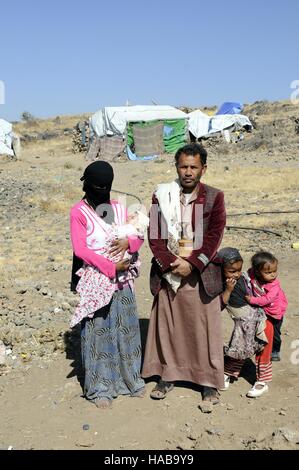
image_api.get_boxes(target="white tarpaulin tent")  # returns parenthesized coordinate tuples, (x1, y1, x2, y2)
(188, 110, 252, 138)
(90, 105, 189, 137)
(0, 118, 14, 156)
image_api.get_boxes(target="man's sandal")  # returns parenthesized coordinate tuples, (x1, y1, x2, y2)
(202, 386, 220, 404)
(150, 380, 174, 400)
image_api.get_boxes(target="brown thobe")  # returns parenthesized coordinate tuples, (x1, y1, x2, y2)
(142, 185, 224, 389)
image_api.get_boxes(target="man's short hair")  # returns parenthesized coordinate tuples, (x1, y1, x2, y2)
(175, 143, 207, 166)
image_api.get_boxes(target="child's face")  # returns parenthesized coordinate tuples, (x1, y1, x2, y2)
(259, 261, 278, 283)
(223, 260, 243, 281)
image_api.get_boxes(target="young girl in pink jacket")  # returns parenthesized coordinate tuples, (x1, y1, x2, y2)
(245, 252, 288, 397)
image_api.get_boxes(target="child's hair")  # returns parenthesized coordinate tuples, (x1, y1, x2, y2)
(251, 251, 278, 278)
(218, 247, 243, 267)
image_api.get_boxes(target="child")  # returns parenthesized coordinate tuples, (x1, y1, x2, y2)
(218, 248, 268, 395)
(245, 252, 288, 394)
(70, 210, 148, 327)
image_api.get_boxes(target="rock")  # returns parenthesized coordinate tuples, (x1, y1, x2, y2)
(82, 424, 90, 431)
(198, 401, 213, 413)
(226, 403, 234, 410)
(206, 427, 222, 436)
(272, 427, 299, 444)
(61, 302, 71, 311)
(177, 438, 195, 450)
(17, 289, 27, 294)
(0, 341, 6, 365)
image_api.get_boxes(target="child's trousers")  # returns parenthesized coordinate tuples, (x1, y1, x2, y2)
(272, 317, 283, 353)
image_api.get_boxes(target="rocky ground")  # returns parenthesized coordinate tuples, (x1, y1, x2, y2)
(0, 100, 298, 450)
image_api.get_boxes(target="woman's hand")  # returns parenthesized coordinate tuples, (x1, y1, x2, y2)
(116, 259, 130, 272)
(109, 238, 129, 258)
(245, 295, 251, 303)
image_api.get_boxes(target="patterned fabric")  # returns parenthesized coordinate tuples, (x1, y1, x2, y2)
(99, 135, 125, 162)
(224, 356, 245, 378)
(224, 306, 267, 360)
(224, 274, 268, 360)
(81, 286, 145, 401)
(132, 122, 164, 157)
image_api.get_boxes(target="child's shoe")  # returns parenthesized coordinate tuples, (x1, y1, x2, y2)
(219, 374, 230, 391)
(271, 351, 281, 361)
(246, 381, 269, 398)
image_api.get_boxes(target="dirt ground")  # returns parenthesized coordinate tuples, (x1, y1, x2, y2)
(0, 101, 299, 450)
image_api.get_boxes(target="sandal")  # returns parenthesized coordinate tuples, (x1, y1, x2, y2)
(201, 386, 220, 405)
(94, 397, 112, 409)
(130, 387, 146, 398)
(150, 380, 174, 400)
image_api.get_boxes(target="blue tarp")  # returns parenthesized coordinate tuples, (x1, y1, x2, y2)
(126, 145, 158, 161)
(216, 102, 243, 115)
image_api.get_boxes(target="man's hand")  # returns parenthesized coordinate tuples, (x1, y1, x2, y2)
(245, 294, 251, 303)
(170, 257, 193, 278)
(116, 259, 130, 272)
(109, 238, 129, 258)
(225, 278, 237, 293)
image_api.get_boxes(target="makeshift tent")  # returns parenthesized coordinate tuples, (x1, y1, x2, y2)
(188, 110, 252, 139)
(88, 105, 189, 160)
(0, 118, 14, 156)
(216, 102, 243, 115)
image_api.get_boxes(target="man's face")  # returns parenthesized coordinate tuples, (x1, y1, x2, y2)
(176, 154, 207, 192)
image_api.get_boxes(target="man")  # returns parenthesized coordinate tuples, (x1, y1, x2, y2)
(142, 143, 226, 406)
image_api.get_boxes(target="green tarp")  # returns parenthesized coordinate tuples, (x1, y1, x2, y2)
(127, 119, 187, 154)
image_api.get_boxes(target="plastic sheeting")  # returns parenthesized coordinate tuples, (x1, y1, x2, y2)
(188, 110, 252, 138)
(0, 119, 14, 156)
(90, 105, 188, 138)
(216, 102, 243, 115)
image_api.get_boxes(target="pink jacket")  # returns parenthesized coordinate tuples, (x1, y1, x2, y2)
(248, 274, 288, 320)
(70, 200, 143, 279)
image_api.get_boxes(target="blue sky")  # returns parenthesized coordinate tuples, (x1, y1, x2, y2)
(1, 0, 298, 120)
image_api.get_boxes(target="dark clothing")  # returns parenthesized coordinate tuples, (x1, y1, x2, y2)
(229, 276, 249, 308)
(71, 253, 83, 291)
(272, 317, 283, 353)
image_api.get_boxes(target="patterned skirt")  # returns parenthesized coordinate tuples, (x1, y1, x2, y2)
(81, 286, 144, 401)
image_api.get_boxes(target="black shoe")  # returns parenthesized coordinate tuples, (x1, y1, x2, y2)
(271, 351, 281, 361)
